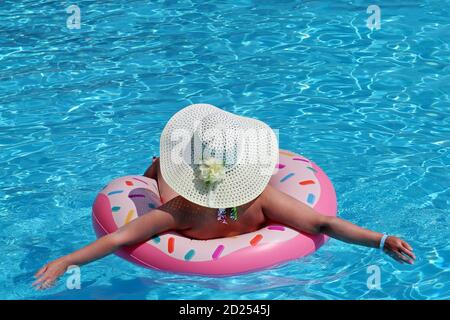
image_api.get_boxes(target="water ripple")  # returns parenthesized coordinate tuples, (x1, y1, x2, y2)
(1, 0, 449, 299)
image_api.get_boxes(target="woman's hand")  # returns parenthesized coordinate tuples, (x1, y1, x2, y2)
(383, 236, 416, 264)
(33, 257, 70, 290)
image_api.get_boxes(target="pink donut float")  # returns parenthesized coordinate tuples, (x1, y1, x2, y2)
(92, 150, 337, 276)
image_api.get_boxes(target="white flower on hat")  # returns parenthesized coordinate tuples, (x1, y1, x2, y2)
(198, 157, 226, 185)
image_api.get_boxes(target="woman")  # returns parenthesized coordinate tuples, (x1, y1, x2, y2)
(34, 104, 415, 289)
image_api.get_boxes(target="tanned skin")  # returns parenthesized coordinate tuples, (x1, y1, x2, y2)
(33, 158, 415, 289)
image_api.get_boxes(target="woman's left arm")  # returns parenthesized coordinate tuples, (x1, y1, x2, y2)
(261, 185, 415, 264)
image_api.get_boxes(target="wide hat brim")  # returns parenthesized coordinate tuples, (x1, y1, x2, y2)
(160, 104, 279, 208)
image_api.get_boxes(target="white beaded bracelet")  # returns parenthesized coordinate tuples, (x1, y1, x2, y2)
(379, 234, 389, 250)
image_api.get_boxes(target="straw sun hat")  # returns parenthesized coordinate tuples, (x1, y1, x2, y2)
(159, 104, 279, 208)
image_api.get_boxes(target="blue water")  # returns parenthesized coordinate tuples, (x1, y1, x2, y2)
(1, 0, 449, 300)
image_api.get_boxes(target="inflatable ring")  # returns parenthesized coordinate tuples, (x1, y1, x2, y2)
(92, 150, 337, 275)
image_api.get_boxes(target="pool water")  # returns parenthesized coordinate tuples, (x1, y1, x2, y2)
(1, 0, 449, 299)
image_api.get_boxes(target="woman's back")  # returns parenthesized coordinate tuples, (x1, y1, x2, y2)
(152, 156, 268, 240)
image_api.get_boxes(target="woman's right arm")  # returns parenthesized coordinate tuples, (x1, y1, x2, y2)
(143, 156, 159, 179)
(33, 207, 178, 289)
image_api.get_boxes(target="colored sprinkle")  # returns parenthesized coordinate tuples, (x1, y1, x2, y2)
(306, 166, 318, 173)
(275, 163, 286, 169)
(250, 234, 263, 246)
(168, 237, 175, 254)
(293, 157, 309, 162)
(280, 173, 295, 183)
(132, 177, 148, 185)
(268, 225, 285, 231)
(129, 194, 145, 198)
(111, 206, 121, 212)
(299, 180, 315, 186)
(124, 209, 135, 224)
(148, 203, 156, 209)
(125, 181, 134, 186)
(151, 235, 160, 244)
(280, 150, 295, 157)
(212, 245, 225, 260)
(108, 190, 123, 196)
(307, 193, 316, 204)
(184, 249, 195, 261)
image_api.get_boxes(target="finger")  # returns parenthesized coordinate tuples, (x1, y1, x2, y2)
(402, 241, 413, 251)
(394, 256, 405, 264)
(395, 251, 412, 264)
(35, 265, 48, 278)
(400, 253, 414, 264)
(400, 246, 416, 261)
(45, 278, 57, 289)
(38, 278, 53, 290)
(393, 254, 405, 264)
(387, 250, 404, 264)
(42, 281, 52, 290)
(32, 274, 48, 287)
